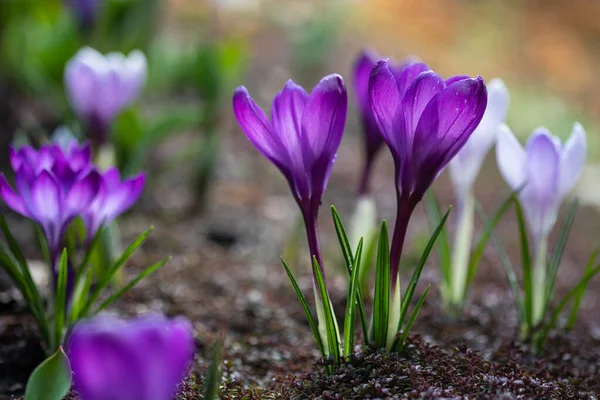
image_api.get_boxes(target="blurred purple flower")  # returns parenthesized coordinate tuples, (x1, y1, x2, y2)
(449, 78, 509, 202)
(369, 59, 487, 286)
(67, 314, 194, 400)
(64, 47, 147, 145)
(496, 123, 586, 244)
(233, 75, 347, 275)
(83, 168, 145, 241)
(353, 50, 421, 195)
(0, 143, 100, 265)
(65, 0, 102, 30)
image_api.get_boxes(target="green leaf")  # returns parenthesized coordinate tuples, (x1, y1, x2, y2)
(280, 258, 325, 359)
(423, 190, 451, 286)
(373, 220, 390, 349)
(343, 238, 363, 357)
(398, 207, 451, 332)
(0, 213, 28, 267)
(82, 227, 154, 317)
(203, 338, 224, 400)
(394, 284, 430, 351)
(24, 347, 72, 400)
(94, 257, 171, 314)
(544, 198, 578, 312)
(475, 201, 525, 324)
(331, 206, 369, 345)
(466, 190, 515, 290)
(537, 264, 600, 349)
(567, 245, 599, 329)
(53, 250, 69, 351)
(75, 221, 105, 282)
(514, 197, 533, 330)
(312, 257, 340, 363)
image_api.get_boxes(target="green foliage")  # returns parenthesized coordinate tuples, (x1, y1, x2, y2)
(203, 338, 224, 400)
(24, 347, 72, 400)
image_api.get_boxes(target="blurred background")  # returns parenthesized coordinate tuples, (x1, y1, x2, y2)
(0, 0, 598, 204)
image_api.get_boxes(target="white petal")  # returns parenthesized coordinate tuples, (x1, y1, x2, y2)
(495, 123, 526, 191)
(558, 122, 587, 199)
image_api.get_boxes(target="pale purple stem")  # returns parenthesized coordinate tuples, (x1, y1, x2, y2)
(389, 190, 420, 289)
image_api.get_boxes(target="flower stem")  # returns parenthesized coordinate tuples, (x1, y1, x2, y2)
(448, 192, 475, 312)
(532, 235, 548, 327)
(302, 206, 325, 284)
(389, 191, 419, 290)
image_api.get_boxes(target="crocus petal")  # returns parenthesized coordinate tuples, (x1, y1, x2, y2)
(31, 171, 61, 222)
(0, 174, 28, 217)
(65, 59, 98, 117)
(369, 59, 401, 156)
(353, 49, 379, 114)
(101, 173, 145, 221)
(558, 122, 587, 199)
(391, 62, 430, 99)
(412, 76, 487, 193)
(66, 169, 102, 216)
(496, 123, 527, 191)
(232, 86, 292, 178)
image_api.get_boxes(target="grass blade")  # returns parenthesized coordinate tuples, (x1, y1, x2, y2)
(513, 197, 533, 330)
(373, 220, 390, 349)
(424, 191, 451, 286)
(544, 198, 578, 311)
(394, 284, 430, 351)
(537, 264, 600, 349)
(94, 257, 171, 314)
(475, 201, 525, 324)
(398, 207, 451, 331)
(567, 245, 599, 329)
(343, 238, 363, 357)
(0, 214, 28, 267)
(281, 257, 325, 358)
(466, 191, 515, 289)
(203, 337, 224, 400)
(312, 257, 340, 364)
(331, 206, 369, 346)
(75, 222, 105, 282)
(53, 249, 68, 350)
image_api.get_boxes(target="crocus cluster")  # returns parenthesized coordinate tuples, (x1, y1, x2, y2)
(0, 137, 144, 283)
(67, 314, 194, 400)
(64, 47, 147, 145)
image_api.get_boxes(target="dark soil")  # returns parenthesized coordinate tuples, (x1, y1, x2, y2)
(0, 125, 599, 400)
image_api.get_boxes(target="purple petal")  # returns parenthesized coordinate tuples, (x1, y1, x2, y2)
(496, 124, 527, 191)
(392, 62, 430, 100)
(412, 76, 487, 193)
(101, 172, 145, 221)
(369, 59, 401, 156)
(65, 57, 98, 118)
(232, 86, 292, 178)
(0, 174, 28, 217)
(444, 75, 470, 86)
(66, 169, 102, 216)
(558, 122, 586, 199)
(353, 49, 379, 114)
(96, 68, 124, 123)
(30, 171, 62, 249)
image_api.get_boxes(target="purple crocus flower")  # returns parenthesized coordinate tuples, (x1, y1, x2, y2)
(0, 143, 101, 268)
(64, 47, 147, 145)
(233, 74, 347, 274)
(496, 123, 587, 245)
(83, 167, 145, 241)
(353, 50, 421, 195)
(369, 59, 487, 287)
(65, 0, 102, 31)
(67, 314, 194, 400)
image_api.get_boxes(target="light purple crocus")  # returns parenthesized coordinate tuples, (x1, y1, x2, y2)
(233, 75, 347, 275)
(496, 123, 587, 245)
(0, 143, 101, 268)
(67, 314, 194, 400)
(369, 59, 487, 287)
(83, 167, 145, 241)
(64, 47, 147, 145)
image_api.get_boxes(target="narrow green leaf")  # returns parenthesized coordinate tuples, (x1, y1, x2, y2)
(394, 284, 430, 351)
(0, 213, 28, 267)
(331, 206, 369, 345)
(83, 227, 154, 316)
(53, 250, 69, 350)
(514, 197, 533, 330)
(33, 224, 51, 268)
(75, 222, 105, 282)
(343, 238, 363, 357)
(537, 264, 600, 349)
(567, 246, 599, 329)
(281, 258, 325, 358)
(203, 338, 224, 400)
(69, 266, 93, 324)
(398, 207, 451, 332)
(373, 220, 390, 349)
(94, 257, 170, 314)
(466, 191, 515, 289)
(312, 257, 340, 363)
(424, 191, 451, 286)
(24, 347, 72, 400)
(475, 201, 525, 324)
(544, 198, 578, 311)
